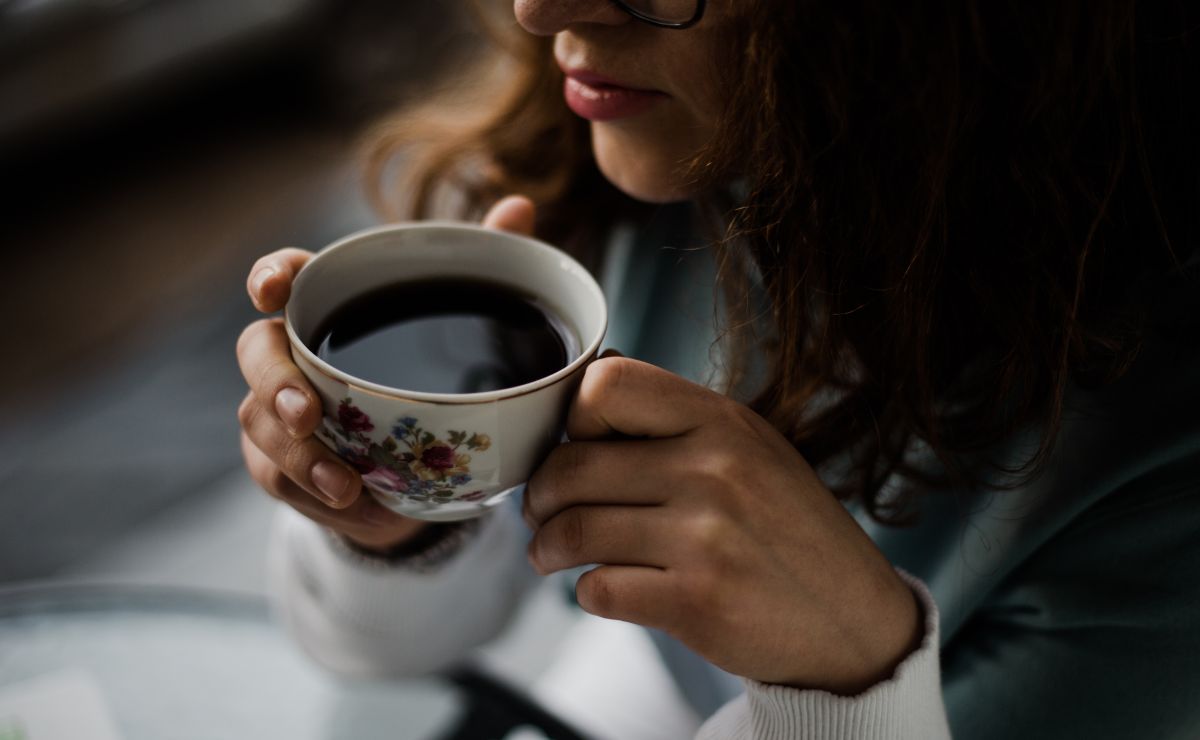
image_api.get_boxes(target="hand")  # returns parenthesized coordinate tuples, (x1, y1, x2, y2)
(237, 195, 538, 552)
(524, 357, 922, 694)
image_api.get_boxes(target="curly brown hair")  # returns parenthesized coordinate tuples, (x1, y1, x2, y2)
(363, 0, 1197, 522)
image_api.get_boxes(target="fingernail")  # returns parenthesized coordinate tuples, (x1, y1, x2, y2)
(312, 461, 352, 506)
(525, 541, 541, 573)
(275, 387, 310, 432)
(251, 267, 276, 298)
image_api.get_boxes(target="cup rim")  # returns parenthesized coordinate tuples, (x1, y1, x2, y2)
(283, 221, 607, 405)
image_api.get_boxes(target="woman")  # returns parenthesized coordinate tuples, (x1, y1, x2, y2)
(236, 0, 1200, 737)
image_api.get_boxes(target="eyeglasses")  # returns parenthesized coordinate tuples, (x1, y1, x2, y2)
(611, 0, 706, 29)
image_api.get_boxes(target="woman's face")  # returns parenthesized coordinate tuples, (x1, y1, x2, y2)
(514, 1, 725, 203)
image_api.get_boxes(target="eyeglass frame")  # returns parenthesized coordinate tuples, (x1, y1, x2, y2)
(610, 0, 707, 29)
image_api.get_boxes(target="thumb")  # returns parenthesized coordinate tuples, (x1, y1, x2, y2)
(481, 195, 536, 236)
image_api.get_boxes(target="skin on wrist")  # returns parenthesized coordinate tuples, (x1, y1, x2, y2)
(798, 573, 924, 696)
(844, 582, 924, 695)
(342, 517, 431, 554)
(334, 518, 482, 570)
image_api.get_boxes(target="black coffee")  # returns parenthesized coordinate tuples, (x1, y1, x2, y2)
(309, 278, 578, 394)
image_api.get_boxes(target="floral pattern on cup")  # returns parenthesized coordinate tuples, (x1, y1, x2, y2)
(318, 399, 491, 503)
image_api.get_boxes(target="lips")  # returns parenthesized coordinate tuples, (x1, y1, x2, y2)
(560, 68, 667, 122)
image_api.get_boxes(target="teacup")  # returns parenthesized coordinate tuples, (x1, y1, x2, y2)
(284, 223, 606, 521)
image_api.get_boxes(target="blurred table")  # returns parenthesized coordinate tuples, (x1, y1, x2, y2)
(0, 583, 462, 740)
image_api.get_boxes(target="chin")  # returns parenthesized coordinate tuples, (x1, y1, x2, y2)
(591, 124, 695, 204)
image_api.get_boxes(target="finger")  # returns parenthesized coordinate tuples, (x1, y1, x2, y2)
(236, 318, 321, 437)
(238, 392, 360, 508)
(523, 439, 676, 527)
(566, 356, 721, 441)
(528, 504, 673, 575)
(481, 195, 536, 235)
(247, 248, 313, 313)
(242, 431, 407, 541)
(575, 565, 679, 631)
(599, 348, 624, 359)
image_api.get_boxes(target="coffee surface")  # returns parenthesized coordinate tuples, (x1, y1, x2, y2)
(310, 278, 577, 394)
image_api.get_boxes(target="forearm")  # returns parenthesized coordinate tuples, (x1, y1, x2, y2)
(267, 503, 537, 677)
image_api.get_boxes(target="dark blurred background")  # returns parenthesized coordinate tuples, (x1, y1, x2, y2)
(0, 0, 479, 585)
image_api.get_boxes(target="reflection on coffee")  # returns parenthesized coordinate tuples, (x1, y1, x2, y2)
(309, 278, 578, 394)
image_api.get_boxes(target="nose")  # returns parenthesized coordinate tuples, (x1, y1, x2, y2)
(513, 0, 631, 36)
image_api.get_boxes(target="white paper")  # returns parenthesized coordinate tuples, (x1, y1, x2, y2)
(0, 669, 123, 740)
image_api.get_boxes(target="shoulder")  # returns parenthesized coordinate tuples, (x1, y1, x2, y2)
(868, 263, 1200, 738)
(866, 259, 1200, 637)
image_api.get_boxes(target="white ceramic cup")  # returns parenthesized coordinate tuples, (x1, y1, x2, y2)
(284, 222, 607, 521)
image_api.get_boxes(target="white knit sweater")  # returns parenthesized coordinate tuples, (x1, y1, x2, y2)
(268, 503, 951, 739)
